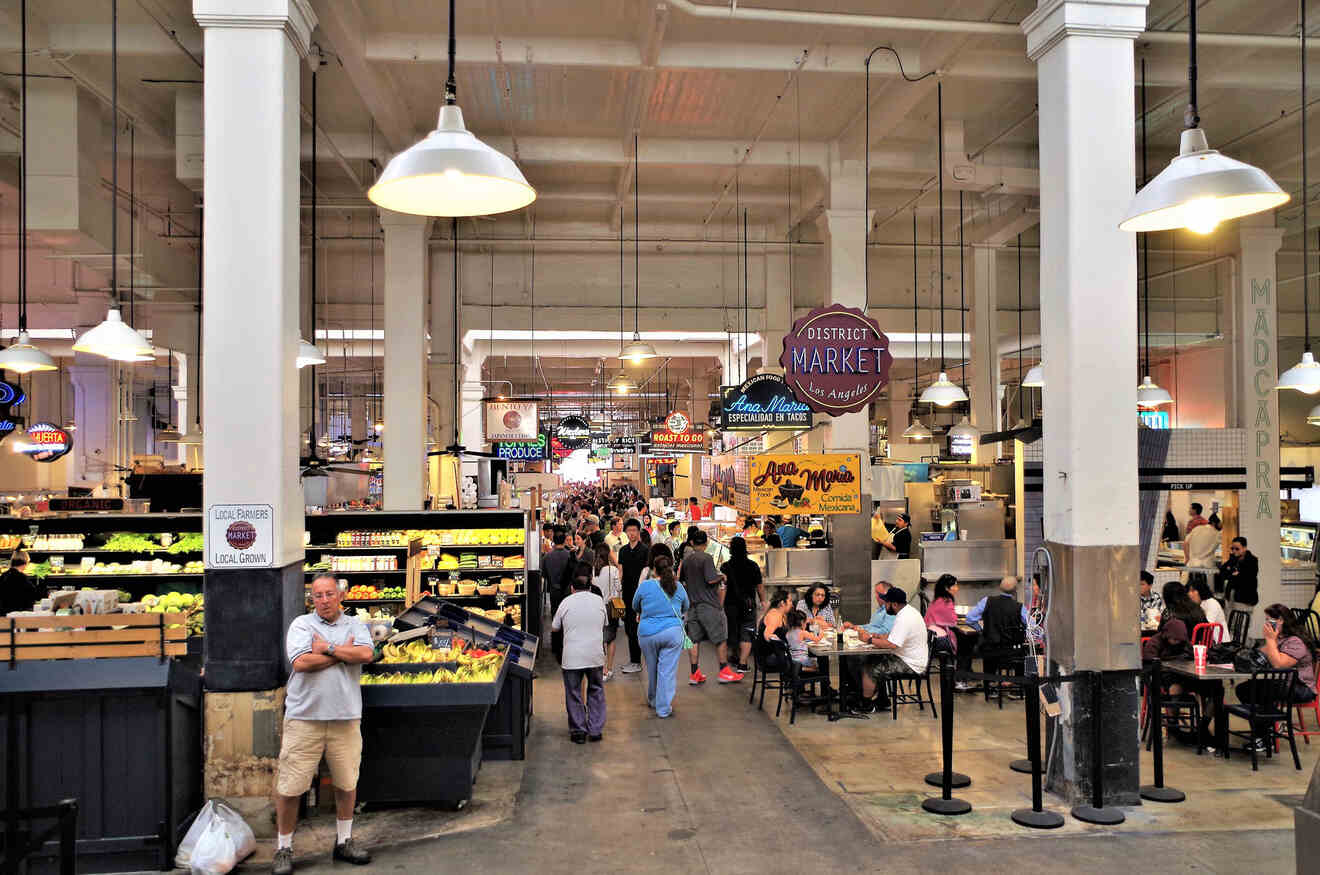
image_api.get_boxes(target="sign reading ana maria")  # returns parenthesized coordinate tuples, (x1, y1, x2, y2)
(780, 304, 893, 414)
(749, 453, 861, 515)
(719, 373, 812, 431)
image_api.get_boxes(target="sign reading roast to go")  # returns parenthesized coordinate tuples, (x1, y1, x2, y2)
(651, 410, 707, 453)
(780, 304, 893, 414)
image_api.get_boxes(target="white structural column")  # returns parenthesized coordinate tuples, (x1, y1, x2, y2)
(194, 0, 314, 691)
(380, 210, 432, 510)
(1229, 218, 1284, 632)
(67, 360, 113, 486)
(971, 246, 1001, 461)
(1024, 0, 1146, 805)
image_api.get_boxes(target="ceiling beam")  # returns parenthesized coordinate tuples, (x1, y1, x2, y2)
(312, 0, 415, 155)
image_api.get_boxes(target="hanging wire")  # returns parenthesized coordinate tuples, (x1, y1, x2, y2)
(1017, 233, 1025, 423)
(451, 217, 460, 449)
(742, 207, 749, 382)
(958, 190, 966, 393)
(17, 0, 26, 333)
(912, 211, 919, 420)
(634, 132, 641, 337)
(128, 122, 135, 329)
(1303, 0, 1312, 353)
(619, 205, 625, 353)
(937, 81, 946, 373)
(110, 0, 118, 308)
(1142, 58, 1152, 376)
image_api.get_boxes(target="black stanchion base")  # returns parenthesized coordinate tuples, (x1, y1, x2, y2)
(1011, 807, 1065, 829)
(924, 771, 971, 788)
(1139, 785, 1185, 803)
(1071, 805, 1126, 825)
(922, 796, 972, 816)
(1009, 758, 1033, 774)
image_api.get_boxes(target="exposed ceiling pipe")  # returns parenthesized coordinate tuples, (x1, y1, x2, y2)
(666, 0, 1318, 51)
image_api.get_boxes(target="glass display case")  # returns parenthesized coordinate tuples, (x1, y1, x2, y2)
(1281, 522, 1317, 567)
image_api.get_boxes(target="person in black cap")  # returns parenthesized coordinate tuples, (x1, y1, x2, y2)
(881, 513, 913, 559)
(854, 586, 929, 711)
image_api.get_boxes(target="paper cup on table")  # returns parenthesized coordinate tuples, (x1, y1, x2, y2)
(1193, 644, 1207, 671)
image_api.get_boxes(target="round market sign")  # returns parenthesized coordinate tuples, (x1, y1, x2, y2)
(556, 415, 591, 449)
(16, 422, 71, 462)
(780, 304, 893, 414)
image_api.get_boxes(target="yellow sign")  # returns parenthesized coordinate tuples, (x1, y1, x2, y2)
(749, 453, 861, 515)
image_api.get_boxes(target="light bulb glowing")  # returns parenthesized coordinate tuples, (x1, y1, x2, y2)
(1182, 197, 1221, 235)
(628, 354, 644, 365)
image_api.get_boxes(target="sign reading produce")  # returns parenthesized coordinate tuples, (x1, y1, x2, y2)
(780, 304, 893, 414)
(495, 434, 547, 461)
(485, 400, 539, 442)
(650, 410, 706, 453)
(719, 373, 812, 431)
(749, 453, 861, 514)
(206, 503, 275, 568)
(556, 415, 591, 449)
(15, 422, 72, 462)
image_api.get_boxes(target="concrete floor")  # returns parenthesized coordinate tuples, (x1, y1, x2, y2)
(275, 650, 1308, 875)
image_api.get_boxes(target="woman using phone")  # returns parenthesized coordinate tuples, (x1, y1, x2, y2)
(1237, 604, 1317, 706)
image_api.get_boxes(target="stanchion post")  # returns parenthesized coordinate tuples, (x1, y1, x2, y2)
(925, 652, 970, 789)
(1139, 658, 1185, 803)
(1071, 670, 1126, 825)
(1011, 674, 1064, 828)
(922, 652, 972, 815)
(58, 799, 77, 875)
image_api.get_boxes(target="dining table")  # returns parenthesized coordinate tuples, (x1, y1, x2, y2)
(808, 637, 884, 721)
(1159, 659, 1254, 755)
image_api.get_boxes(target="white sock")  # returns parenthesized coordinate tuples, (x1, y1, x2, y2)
(277, 832, 293, 851)
(336, 819, 352, 844)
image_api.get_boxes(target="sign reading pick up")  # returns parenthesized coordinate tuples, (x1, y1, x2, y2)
(780, 304, 892, 414)
(207, 503, 274, 568)
(719, 373, 812, 431)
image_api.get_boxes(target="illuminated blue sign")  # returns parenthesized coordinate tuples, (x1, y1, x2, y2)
(1138, 410, 1169, 429)
(0, 380, 26, 442)
(719, 373, 813, 431)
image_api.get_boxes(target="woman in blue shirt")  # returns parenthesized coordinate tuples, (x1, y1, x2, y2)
(632, 553, 690, 718)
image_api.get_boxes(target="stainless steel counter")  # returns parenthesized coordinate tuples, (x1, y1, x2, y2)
(762, 547, 832, 585)
(919, 539, 1015, 582)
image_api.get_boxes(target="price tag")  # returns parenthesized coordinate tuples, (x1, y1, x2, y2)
(431, 631, 453, 651)
(495, 591, 508, 607)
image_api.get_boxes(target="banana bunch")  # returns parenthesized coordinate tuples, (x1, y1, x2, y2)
(379, 640, 445, 664)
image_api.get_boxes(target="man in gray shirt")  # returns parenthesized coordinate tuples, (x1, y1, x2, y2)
(551, 573, 608, 743)
(273, 574, 375, 875)
(679, 530, 741, 685)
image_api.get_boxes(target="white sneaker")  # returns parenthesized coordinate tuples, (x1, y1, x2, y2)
(603, 670, 614, 682)
(620, 663, 641, 674)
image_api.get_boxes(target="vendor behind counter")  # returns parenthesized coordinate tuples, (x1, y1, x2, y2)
(0, 550, 45, 615)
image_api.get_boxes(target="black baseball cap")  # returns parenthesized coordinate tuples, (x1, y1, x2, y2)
(883, 586, 908, 605)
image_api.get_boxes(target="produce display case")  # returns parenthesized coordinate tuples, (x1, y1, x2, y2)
(0, 513, 204, 601)
(356, 621, 512, 807)
(304, 509, 533, 630)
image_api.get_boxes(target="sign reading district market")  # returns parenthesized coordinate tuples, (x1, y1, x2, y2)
(719, 373, 812, 431)
(556, 415, 591, 449)
(780, 304, 893, 415)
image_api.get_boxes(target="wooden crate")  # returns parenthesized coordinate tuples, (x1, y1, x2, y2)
(0, 612, 188, 661)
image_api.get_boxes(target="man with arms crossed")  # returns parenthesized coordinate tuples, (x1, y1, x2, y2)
(273, 574, 375, 874)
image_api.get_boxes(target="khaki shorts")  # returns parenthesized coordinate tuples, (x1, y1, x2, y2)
(276, 718, 362, 797)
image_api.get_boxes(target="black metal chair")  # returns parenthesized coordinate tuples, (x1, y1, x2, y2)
(1141, 666, 1205, 755)
(979, 642, 1028, 709)
(1225, 667, 1302, 771)
(747, 629, 785, 710)
(766, 638, 828, 724)
(1291, 608, 1320, 646)
(1227, 609, 1251, 644)
(886, 630, 939, 720)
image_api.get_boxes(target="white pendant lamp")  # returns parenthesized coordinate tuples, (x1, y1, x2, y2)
(607, 372, 636, 394)
(1280, 9, 1320, 396)
(948, 416, 980, 440)
(0, 6, 54, 375)
(366, 1, 534, 217)
(1136, 374, 1174, 408)
(1120, 2, 1286, 233)
(919, 85, 969, 410)
(73, 308, 154, 361)
(902, 418, 932, 440)
(1022, 364, 1043, 388)
(1307, 403, 1320, 425)
(622, 337, 657, 364)
(296, 339, 325, 368)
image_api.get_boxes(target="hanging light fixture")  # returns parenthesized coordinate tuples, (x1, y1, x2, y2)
(919, 84, 968, 408)
(1134, 60, 1174, 409)
(298, 66, 325, 369)
(948, 417, 979, 439)
(902, 211, 930, 440)
(1282, 6, 1320, 396)
(606, 206, 636, 392)
(0, 1, 55, 374)
(73, 0, 153, 362)
(1121, 0, 1287, 233)
(623, 137, 657, 364)
(156, 352, 182, 442)
(1307, 403, 1320, 424)
(1022, 365, 1043, 388)
(366, 0, 534, 217)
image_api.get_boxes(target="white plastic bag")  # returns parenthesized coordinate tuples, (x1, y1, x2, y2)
(175, 800, 256, 874)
